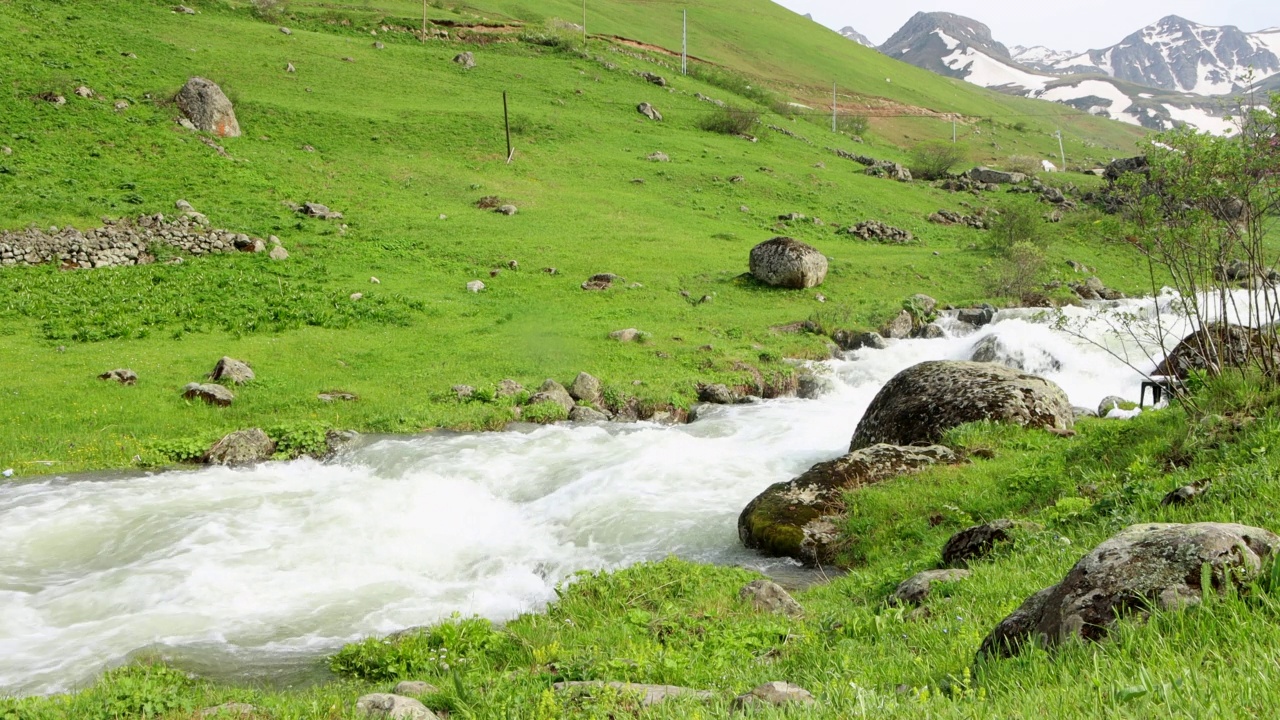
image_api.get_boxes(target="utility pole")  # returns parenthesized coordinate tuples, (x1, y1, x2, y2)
(422, 0, 427, 43)
(1055, 129, 1067, 170)
(681, 10, 688, 75)
(952, 118, 956, 143)
(831, 81, 837, 132)
(503, 92, 513, 164)
(582, 0, 587, 46)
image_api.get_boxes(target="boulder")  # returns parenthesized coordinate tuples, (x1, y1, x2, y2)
(910, 294, 938, 315)
(183, 383, 234, 407)
(393, 682, 439, 697)
(609, 328, 643, 342)
(739, 444, 955, 564)
(955, 304, 997, 327)
(1104, 155, 1148, 182)
(205, 429, 276, 465)
(355, 693, 438, 719)
(452, 52, 475, 69)
(1161, 478, 1212, 506)
(323, 429, 360, 457)
(1154, 324, 1280, 379)
(269, 246, 289, 260)
(1097, 396, 1130, 416)
(639, 71, 667, 86)
(569, 372, 603, 404)
(941, 520, 1017, 567)
(210, 357, 255, 385)
(879, 309, 914, 339)
(569, 406, 610, 423)
(731, 682, 815, 711)
(890, 569, 971, 606)
(697, 383, 741, 405)
(495, 379, 524, 398)
(552, 682, 711, 706)
(864, 161, 912, 182)
(797, 371, 834, 399)
(967, 167, 1026, 185)
(913, 323, 946, 339)
(739, 579, 802, 616)
(99, 368, 138, 385)
(637, 102, 662, 121)
(978, 523, 1280, 658)
(466, 280, 485, 293)
(749, 237, 828, 289)
(832, 330, 887, 351)
(969, 335, 1062, 373)
(849, 361, 1073, 451)
(527, 380, 574, 414)
(175, 78, 241, 138)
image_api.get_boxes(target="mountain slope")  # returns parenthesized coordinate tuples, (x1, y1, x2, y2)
(1053, 16, 1280, 96)
(839, 26, 873, 47)
(877, 11, 1241, 134)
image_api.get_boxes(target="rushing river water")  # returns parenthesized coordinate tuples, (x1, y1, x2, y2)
(0, 296, 1219, 695)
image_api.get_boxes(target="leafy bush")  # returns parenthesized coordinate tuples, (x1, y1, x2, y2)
(331, 616, 510, 681)
(523, 400, 569, 424)
(79, 664, 193, 720)
(268, 422, 328, 459)
(697, 106, 760, 136)
(984, 241, 1048, 301)
(1005, 154, 1042, 176)
(908, 140, 967, 180)
(984, 202, 1047, 255)
(151, 436, 210, 464)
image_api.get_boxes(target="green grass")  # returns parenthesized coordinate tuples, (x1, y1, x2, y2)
(0, 0, 1152, 475)
(11, 379, 1280, 717)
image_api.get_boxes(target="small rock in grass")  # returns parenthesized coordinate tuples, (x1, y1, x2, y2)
(198, 703, 257, 718)
(609, 328, 643, 342)
(453, 52, 476, 69)
(373, 41, 385, 49)
(210, 357, 255, 385)
(496, 204, 517, 216)
(350, 292, 364, 301)
(942, 520, 1017, 567)
(646, 151, 669, 162)
(183, 383, 234, 407)
(393, 681, 439, 697)
(370, 276, 380, 284)
(269, 246, 289, 260)
(354, 693, 437, 719)
(452, 385, 476, 400)
(1, 147, 11, 155)
(637, 103, 662, 121)
(739, 579, 802, 616)
(890, 569, 971, 606)
(286, 62, 296, 73)
(495, 379, 524, 397)
(318, 392, 358, 403)
(1162, 478, 1212, 506)
(280, 27, 292, 35)
(175, 4, 196, 14)
(74, 86, 94, 98)
(731, 682, 815, 711)
(466, 280, 485, 293)
(99, 368, 138, 385)
(569, 372, 602, 404)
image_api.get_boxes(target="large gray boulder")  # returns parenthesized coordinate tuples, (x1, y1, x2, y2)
(527, 379, 574, 414)
(205, 429, 276, 465)
(739, 444, 955, 564)
(183, 382, 234, 406)
(979, 523, 1280, 659)
(569, 372, 603, 405)
(739, 579, 803, 616)
(175, 78, 240, 138)
(210, 356, 254, 385)
(969, 335, 1062, 372)
(749, 237, 828, 289)
(849, 361, 1073, 451)
(1154, 324, 1280, 379)
(967, 167, 1026, 184)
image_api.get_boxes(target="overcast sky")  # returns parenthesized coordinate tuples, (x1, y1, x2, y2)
(771, 1, 1278, 50)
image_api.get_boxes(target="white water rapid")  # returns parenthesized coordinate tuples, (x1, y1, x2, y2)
(0, 293, 1247, 695)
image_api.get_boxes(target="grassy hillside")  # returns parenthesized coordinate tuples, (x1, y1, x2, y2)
(0, 0, 1150, 475)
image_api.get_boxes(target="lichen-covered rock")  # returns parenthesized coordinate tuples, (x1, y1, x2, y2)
(941, 520, 1017, 567)
(570, 372, 603, 404)
(978, 522, 1280, 659)
(739, 444, 955, 564)
(210, 356, 254, 385)
(1154, 324, 1280, 379)
(175, 78, 240, 138)
(99, 368, 138, 385)
(355, 693, 438, 719)
(393, 681, 439, 697)
(739, 579, 803, 616)
(849, 361, 1073, 451)
(183, 382, 234, 406)
(637, 102, 662, 121)
(841, 220, 914, 243)
(879, 309, 914, 339)
(749, 237, 828, 289)
(890, 569, 971, 606)
(832, 330, 887, 351)
(205, 428, 276, 465)
(569, 406, 609, 423)
(966, 167, 1026, 184)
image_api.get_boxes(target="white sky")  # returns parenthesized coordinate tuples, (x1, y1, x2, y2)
(771, 1, 1279, 50)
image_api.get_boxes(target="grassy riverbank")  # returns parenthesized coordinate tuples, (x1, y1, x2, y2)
(0, 0, 1151, 476)
(7, 377, 1280, 717)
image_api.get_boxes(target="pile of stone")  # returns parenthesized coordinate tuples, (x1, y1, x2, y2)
(927, 209, 985, 229)
(767, 125, 813, 145)
(840, 220, 914, 244)
(1068, 276, 1125, 301)
(826, 147, 878, 166)
(1, 211, 273, 269)
(864, 160, 912, 182)
(936, 176, 999, 193)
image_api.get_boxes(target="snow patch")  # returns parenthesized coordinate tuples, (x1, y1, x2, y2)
(941, 46, 1049, 91)
(1162, 104, 1237, 135)
(933, 29, 959, 51)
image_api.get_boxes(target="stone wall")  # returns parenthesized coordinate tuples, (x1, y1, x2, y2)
(0, 213, 269, 269)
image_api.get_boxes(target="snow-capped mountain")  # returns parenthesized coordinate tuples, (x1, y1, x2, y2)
(1052, 16, 1280, 96)
(876, 11, 1245, 134)
(1010, 45, 1076, 71)
(839, 26, 873, 48)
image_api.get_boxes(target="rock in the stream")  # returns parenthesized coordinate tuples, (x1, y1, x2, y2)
(942, 520, 1018, 567)
(569, 406, 610, 423)
(739, 579, 803, 616)
(697, 383, 742, 405)
(210, 356, 255, 385)
(552, 682, 711, 706)
(890, 569, 971, 606)
(739, 444, 956, 564)
(174, 77, 240, 138)
(849, 361, 1073, 451)
(205, 428, 276, 465)
(749, 237, 828, 289)
(99, 368, 138, 385)
(731, 682, 816, 711)
(969, 335, 1062, 373)
(183, 383, 234, 407)
(355, 693, 438, 719)
(978, 523, 1280, 659)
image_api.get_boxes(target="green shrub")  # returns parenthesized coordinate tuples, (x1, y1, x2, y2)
(331, 616, 510, 681)
(985, 202, 1047, 254)
(697, 106, 760, 136)
(151, 436, 210, 464)
(908, 140, 967, 180)
(1005, 154, 1042, 176)
(268, 422, 328, 459)
(523, 401, 569, 424)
